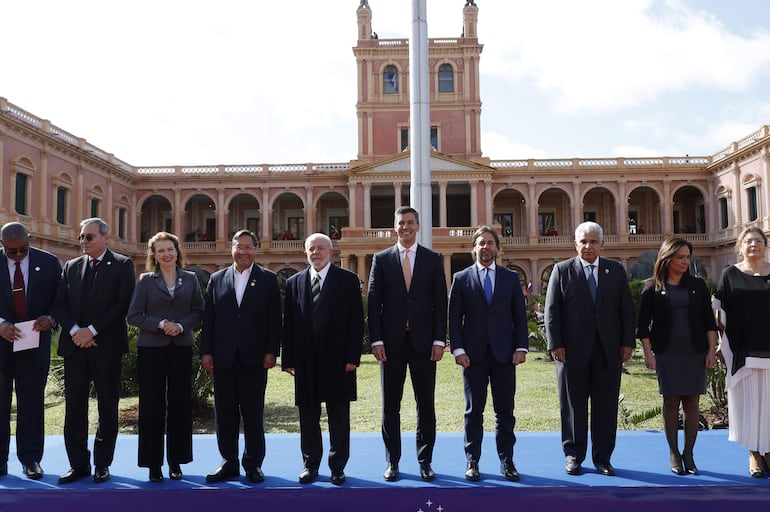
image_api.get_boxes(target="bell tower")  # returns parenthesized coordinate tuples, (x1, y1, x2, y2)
(353, 1, 483, 163)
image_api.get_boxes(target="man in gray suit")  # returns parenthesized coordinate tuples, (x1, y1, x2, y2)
(544, 221, 634, 477)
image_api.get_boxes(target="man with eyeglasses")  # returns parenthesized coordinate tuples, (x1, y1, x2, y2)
(54, 218, 135, 484)
(200, 229, 281, 483)
(0, 222, 61, 480)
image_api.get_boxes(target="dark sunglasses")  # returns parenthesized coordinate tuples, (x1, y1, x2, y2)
(78, 234, 97, 242)
(4, 245, 29, 256)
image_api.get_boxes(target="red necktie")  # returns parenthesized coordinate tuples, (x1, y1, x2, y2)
(12, 262, 26, 321)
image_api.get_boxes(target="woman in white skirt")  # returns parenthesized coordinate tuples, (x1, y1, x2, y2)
(715, 226, 770, 478)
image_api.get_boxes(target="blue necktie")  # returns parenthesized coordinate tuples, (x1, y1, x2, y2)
(587, 264, 597, 302)
(311, 275, 321, 307)
(483, 267, 493, 305)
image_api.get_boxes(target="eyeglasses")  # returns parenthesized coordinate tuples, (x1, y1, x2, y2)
(233, 245, 255, 252)
(78, 234, 97, 242)
(4, 245, 29, 256)
(742, 238, 766, 246)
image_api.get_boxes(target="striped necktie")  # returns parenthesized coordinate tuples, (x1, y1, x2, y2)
(311, 274, 321, 307)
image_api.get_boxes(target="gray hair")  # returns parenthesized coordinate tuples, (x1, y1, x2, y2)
(304, 232, 333, 251)
(80, 218, 110, 235)
(575, 221, 603, 242)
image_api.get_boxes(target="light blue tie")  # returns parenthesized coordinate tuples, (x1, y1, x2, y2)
(587, 264, 597, 302)
(483, 267, 493, 305)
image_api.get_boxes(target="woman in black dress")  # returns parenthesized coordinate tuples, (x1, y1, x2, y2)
(637, 238, 717, 475)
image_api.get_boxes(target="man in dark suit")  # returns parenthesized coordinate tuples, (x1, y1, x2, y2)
(200, 229, 281, 484)
(448, 226, 528, 482)
(367, 206, 447, 482)
(282, 233, 363, 485)
(0, 222, 61, 480)
(54, 218, 135, 484)
(545, 221, 635, 477)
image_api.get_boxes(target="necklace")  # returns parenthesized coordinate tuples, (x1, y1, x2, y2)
(741, 261, 768, 276)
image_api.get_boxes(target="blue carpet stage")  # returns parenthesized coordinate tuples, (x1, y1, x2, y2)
(1, 430, 767, 511)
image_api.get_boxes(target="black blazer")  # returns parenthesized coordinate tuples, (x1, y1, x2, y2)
(367, 244, 447, 353)
(55, 249, 135, 358)
(199, 263, 281, 368)
(636, 275, 717, 354)
(282, 264, 364, 406)
(0, 247, 61, 367)
(545, 256, 635, 368)
(127, 270, 203, 347)
(448, 264, 528, 363)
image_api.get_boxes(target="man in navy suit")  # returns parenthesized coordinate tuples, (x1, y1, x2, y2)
(200, 229, 281, 484)
(367, 206, 447, 482)
(55, 218, 135, 484)
(282, 233, 363, 485)
(449, 226, 528, 482)
(0, 222, 61, 480)
(545, 221, 635, 477)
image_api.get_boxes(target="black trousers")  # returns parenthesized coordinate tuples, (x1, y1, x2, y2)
(380, 332, 436, 465)
(212, 359, 267, 470)
(137, 344, 193, 468)
(299, 401, 350, 471)
(63, 349, 123, 469)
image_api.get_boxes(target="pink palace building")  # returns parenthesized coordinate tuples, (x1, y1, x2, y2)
(1, 1, 768, 293)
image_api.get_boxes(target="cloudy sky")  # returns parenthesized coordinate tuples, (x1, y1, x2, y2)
(3, 0, 770, 166)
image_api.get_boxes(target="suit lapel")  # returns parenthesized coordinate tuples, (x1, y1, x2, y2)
(298, 269, 312, 319)
(0, 253, 11, 309)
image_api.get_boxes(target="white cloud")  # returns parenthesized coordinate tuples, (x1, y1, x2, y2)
(481, 132, 549, 160)
(479, 0, 770, 113)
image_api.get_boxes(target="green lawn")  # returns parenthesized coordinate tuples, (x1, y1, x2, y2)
(32, 349, 710, 435)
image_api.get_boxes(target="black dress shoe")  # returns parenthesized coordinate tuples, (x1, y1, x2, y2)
(565, 458, 582, 475)
(0, 462, 7, 477)
(500, 461, 520, 482)
(169, 463, 183, 480)
(24, 462, 44, 480)
(58, 465, 91, 484)
(465, 461, 480, 482)
(419, 462, 435, 481)
(299, 467, 318, 484)
(246, 467, 264, 483)
(595, 462, 616, 476)
(383, 463, 399, 482)
(149, 467, 163, 483)
(330, 470, 346, 485)
(206, 461, 239, 483)
(93, 466, 111, 483)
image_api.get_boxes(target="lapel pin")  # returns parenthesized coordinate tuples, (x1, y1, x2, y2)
(604, 268, 609, 274)
(35, 266, 40, 272)
(106, 261, 112, 266)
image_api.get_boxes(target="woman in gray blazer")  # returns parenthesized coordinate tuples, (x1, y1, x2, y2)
(127, 232, 203, 482)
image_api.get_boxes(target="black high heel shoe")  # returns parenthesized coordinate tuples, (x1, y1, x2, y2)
(670, 452, 685, 476)
(682, 452, 698, 475)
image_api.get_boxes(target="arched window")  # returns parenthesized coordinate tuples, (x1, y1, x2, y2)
(438, 63, 454, 92)
(383, 65, 398, 94)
